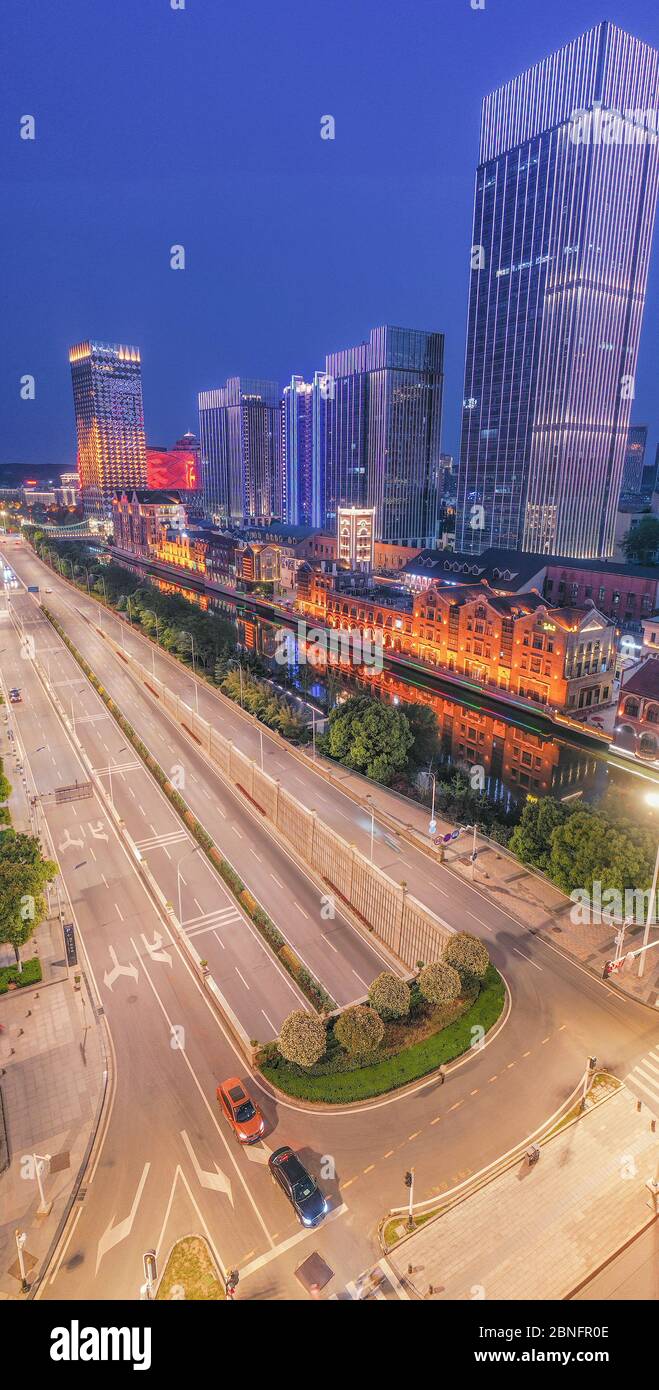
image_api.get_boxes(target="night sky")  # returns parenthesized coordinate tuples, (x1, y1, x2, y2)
(3, 0, 659, 474)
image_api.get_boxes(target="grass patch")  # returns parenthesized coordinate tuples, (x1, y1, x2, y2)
(261, 965, 505, 1102)
(0, 957, 42, 994)
(156, 1236, 224, 1301)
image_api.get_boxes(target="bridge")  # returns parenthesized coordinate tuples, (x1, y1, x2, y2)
(24, 519, 103, 539)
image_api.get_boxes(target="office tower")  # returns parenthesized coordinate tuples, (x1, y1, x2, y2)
(620, 425, 648, 497)
(456, 22, 659, 559)
(282, 376, 314, 525)
(641, 443, 659, 501)
(320, 325, 444, 547)
(69, 341, 147, 518)
(146, 435, 201, 492)
(198, 377, 281, 525)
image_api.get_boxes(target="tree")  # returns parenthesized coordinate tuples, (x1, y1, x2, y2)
(0, 836, 57, 968)
(403, 703, 441, 770)
(622, 515, 659, 565)
(277, 1010, 327, 1066)
(323, 696, 414, 785)
(547, 809, 653, 896)
(368, 972, 411, 1020)
(443, 933, 489, 990)
(418, 959, 461, 1007)
(508, 798, 572, 872)
(334, 1003, 385, 1055)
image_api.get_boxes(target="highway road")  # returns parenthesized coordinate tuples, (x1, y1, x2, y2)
(3, 537, 659, 1301)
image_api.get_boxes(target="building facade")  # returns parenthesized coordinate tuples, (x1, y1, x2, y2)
(70, 342, 147, 518)
(199, 377, 281, 526)
(456, 22, 659, 559)
(321, 325, 444, 548)
(620, 425, 649, 499)
(112, 489, 186, 557)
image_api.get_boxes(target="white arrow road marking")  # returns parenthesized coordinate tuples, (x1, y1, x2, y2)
(180, 1130, 233, 1204)
(242, 1140, 274, 1166)
(89, 820, 109, 842)
(103, 945, 139, 991)
(58, 828, 84, 851)
(95, 1162, 151, 1274)
(141, 930, 172, 967)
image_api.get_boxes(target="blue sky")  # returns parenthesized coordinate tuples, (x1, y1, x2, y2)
(2, 0, 658, 472)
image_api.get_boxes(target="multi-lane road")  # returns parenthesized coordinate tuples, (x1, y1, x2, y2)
(2, 536, 659, 1301)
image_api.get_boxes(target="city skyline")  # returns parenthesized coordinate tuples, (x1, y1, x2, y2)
(3, 2, 658, 479)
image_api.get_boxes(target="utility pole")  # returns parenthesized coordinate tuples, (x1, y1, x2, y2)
(581, 1056, 597, 1110)
(638, 841, 659, 978)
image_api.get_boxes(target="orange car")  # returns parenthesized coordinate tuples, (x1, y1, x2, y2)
(217, 1077, 265, 1143)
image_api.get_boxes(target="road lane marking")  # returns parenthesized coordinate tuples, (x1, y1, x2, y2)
(96, 1162, 151, 1273)
(270, 874, 283, 888)
(294, 902, 309, 919)
(235, 968, 250, 990)
(239, 1204, 349, 1281)
(513, 946, 542, 971)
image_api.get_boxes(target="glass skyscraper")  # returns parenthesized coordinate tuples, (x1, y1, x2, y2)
(198, 377, 281, 525)
(281, 375, 314, 525)
(620, 423, 648, 498)
(321, 325, 444, 547)
(69, 341, 147, 519)
(456, 22, 659, 558)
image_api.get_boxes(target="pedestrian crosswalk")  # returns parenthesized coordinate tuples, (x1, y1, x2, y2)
(328, 1259, 411, 1301)
(183, 905, 242, 937)
(625, 1043, 659, 1113)
(134, 828, 189, 852)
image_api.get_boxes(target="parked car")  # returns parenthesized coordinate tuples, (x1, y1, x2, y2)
(268, 1145, 328, 1227)
(9, 688, 21, 703)
(216, 1077, 264, 1143)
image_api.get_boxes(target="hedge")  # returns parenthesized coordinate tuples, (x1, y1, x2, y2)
(40, 608, 335, 1017)
(0, 957, 42, 994)
(260, 965, 505, 1102)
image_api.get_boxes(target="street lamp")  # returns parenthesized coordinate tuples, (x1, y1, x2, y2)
(31, 1152, 52, 1215)
(639, 792, 659, 978)
(180, 631, 199, 714)
(14, 1230, 29, 1294)
(141, 609, 160, 677)
(366, 794, 375, 862)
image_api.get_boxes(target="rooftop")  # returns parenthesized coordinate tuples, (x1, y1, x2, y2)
(622, 658, 659, 701)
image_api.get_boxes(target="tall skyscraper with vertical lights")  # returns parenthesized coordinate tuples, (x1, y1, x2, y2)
(321, 325, 444, 547)
(282, 376, 314, 525)
(69, 341, 147, 518)
(456, 22, 659, 558)
(198, 377, 281, 525)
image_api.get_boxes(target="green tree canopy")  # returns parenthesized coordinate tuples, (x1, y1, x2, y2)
(323, 696, 414, 784)
(368, 971, 411, 1020)
(403, 703, 441, 770)
(443, 932, 490, 990)
(277, 1010, 327, 1067)
(508, 798, 573, 872)
(418, 959, 462, 1007)
(334, 1003, 385, 1055)
(548, 809, 654, 896)
(622, 515, 659, 566)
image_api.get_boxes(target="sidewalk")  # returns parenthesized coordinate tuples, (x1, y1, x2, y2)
(310, 754, 659, 1008)
(387, 1086, 659, 1300)
(0, 963, 106, 1299)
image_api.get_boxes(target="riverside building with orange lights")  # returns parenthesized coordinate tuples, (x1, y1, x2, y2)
(296, 564, 616, 715)
(70, 341, 147, 519)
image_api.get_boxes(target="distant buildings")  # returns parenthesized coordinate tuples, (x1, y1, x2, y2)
(70, 342, 147, 518)
(321, 325, 444, 548)
(456, 21, 659, 559)
(198, 377, 281, 526)
(112, 488, 186, 558)
(620, 426, 649, 500)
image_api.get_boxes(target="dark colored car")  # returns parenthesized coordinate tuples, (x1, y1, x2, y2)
(268, 1146, 328, 1227)
(9, 689, 21, 703)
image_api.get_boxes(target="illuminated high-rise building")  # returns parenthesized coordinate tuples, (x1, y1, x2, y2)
(281, 376, 314, 525)
(198, 377, 281, 525)
(320, 325, 444, 547)
(69, 341, 147, 518)
(456, 22, 659, 558)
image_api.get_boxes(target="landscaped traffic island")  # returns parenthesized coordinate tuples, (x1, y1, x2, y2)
(259, 935, 506, 1104)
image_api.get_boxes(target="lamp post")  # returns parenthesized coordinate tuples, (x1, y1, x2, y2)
(142, 609, 160, 677)
(366, 795, 375, 862)
(639, 792, 659, 978)
(181, 631, 199, 714)
(32, 1152, 52, 1215)
(14, 1230, 29, 1294)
